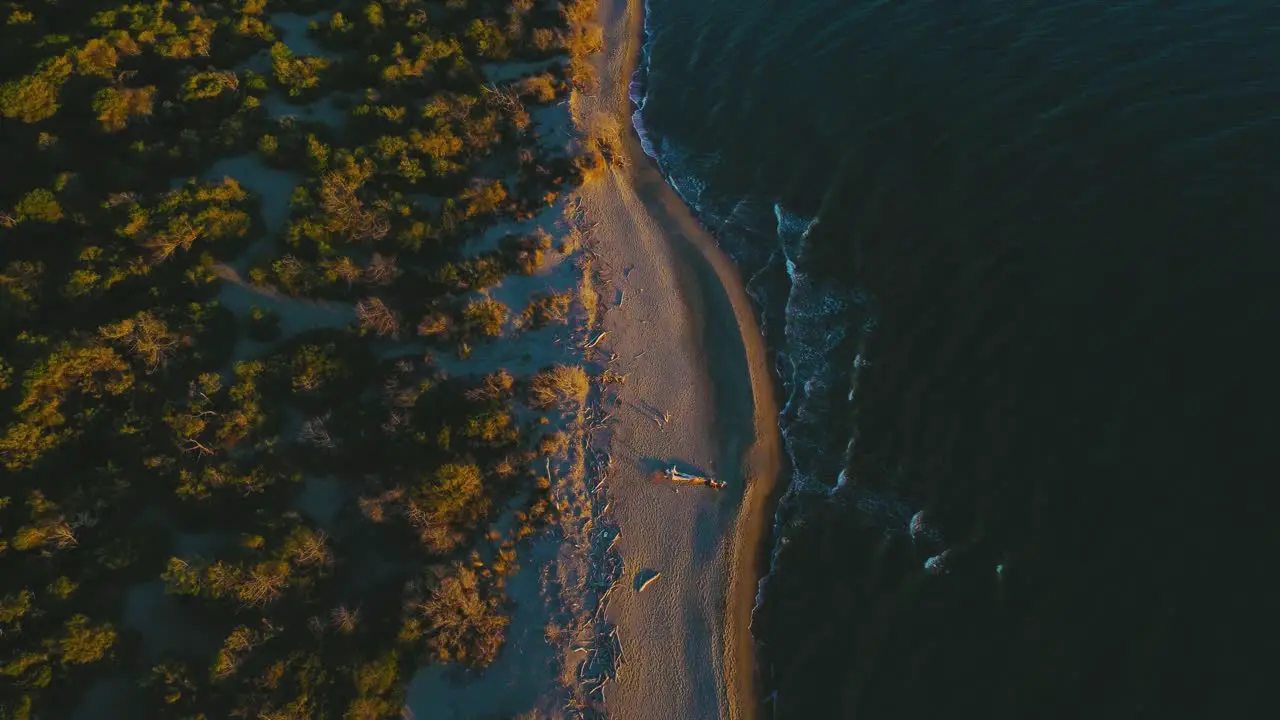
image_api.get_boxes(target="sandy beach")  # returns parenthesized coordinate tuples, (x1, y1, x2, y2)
(572, 0, 783, 717)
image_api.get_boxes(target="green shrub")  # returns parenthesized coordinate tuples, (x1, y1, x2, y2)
(523, 290, 572, 328)
(463, 297, 508, 338)
(13, 189, 62, 223)
(413, 566, 508, 667)
(530, 365, 589, 409)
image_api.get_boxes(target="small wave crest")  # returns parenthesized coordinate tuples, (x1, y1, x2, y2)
(631, 109, 659, 160)
(629, 0, 659, 159)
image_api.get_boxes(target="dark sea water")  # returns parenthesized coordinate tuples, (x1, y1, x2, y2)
(633, 0, 1280, 717)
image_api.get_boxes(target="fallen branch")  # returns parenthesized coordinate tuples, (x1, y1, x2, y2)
(637, 573, 661, 593)
(181, 438, 215, 456)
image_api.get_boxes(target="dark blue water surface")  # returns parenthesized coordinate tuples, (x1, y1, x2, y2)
(634, 0, 1280, 717)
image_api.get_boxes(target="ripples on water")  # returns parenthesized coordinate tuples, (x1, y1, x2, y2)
(635, 0, 1278, 716)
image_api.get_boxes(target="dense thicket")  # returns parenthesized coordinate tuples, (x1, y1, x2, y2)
(0, 1, 600, 716)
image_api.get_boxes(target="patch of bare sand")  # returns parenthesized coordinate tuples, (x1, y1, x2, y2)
(567, 0, 783, 718)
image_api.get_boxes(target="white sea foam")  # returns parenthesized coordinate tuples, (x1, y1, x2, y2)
(629, 0, 659, 160)
(771, 204, 857, 495)
(632, 108, 659, 159)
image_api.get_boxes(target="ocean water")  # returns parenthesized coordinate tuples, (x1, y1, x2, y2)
(634, 0, 1279, 717)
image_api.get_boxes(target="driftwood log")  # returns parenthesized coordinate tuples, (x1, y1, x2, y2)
(654, 466, 726, 490)
(637, 572, 661, 593)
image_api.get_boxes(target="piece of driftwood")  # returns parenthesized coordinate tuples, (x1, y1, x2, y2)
(655, 466, 726, 490)
(637, 572, 661, 593)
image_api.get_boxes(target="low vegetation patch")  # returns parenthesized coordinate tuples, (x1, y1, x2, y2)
(530, 364, 591, 410)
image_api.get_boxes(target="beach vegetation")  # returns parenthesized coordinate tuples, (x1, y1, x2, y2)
(530, 364, 590, 409)
(92, 85, 157, 132)
(12, 189, 63, 223)
(463, 297, 509, 338)
(0, 0, 597, 713)
(356, 296, 402, 338)
(523, 290, 573, 328)
(0, 57, 71, 123)
(591, 115, 628, 167)
(501, 231, 551, 275)
(270, 42, 330, 97)
(417, 311, 453, 339)
(517, 73, 560, 104)
(407, 565, 509, 667)
(468, 369, 517, 402)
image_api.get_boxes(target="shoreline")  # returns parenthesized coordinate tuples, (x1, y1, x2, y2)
(572, 0, 783, 717)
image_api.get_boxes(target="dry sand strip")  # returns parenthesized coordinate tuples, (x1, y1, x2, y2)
(571, 0, 784, 718)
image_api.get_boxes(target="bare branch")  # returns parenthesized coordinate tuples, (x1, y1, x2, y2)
(330, 605, 360, 634)
(181, 438, 216, 456)
(482, 83, 525, 116)
(365, 253, 401, 286)
(47, 522, 79, 549)
(356, 297, 401, 338)
(320, 172, 390, 242)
